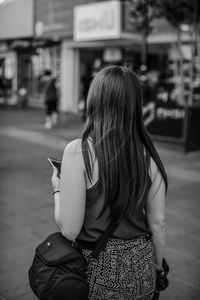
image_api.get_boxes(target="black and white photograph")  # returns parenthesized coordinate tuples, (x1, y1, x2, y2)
(0, 0, 200, 299)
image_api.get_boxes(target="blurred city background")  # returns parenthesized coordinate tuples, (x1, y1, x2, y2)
(0, 0, 200, 299)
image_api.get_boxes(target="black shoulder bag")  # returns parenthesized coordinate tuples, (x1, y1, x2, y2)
(28, 221, 119, 300)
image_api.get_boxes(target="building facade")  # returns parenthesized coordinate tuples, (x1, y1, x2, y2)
(0, 0, 34, 105)
(33, 0, 178, 112)
(34, 0, 136, 111)
(33, 0, 200, 151)
(1, 0, 200, 150)
(1, 0, 195, 111)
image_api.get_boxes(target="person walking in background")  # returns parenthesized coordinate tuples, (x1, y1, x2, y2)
(43, 70, 59, 129)
(51, 65, 169, 299)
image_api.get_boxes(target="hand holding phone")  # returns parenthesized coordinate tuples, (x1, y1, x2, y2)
(47, 157, 61, 174)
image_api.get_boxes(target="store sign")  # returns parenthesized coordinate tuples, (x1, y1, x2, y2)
(103, 48, 122, 62)
(73, 1, 121, 41)
(156, 107, 185, 120)
(147, 103, 186, 139)
(35, 21, 65, 37)
(10, 39, 47, 49)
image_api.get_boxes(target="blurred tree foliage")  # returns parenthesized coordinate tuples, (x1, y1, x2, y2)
(159, 0, 200, 27)
(159, 0, 200, 105)
(128, 0, 162, 66)
(128, 0, 200, 105)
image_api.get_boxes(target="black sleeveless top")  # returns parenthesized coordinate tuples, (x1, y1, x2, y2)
(76, 177, 152, 248)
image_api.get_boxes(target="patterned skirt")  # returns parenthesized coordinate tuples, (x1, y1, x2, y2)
(82, 236, 156, 300)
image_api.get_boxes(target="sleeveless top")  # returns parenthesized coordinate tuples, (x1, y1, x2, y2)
(76, 176, 152, 249)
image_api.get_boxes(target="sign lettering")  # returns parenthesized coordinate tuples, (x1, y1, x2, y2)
(156, 107, 185, 120)
(74, 1, 121, 41)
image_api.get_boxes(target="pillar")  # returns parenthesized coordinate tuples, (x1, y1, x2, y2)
(60, 41, 80, 112)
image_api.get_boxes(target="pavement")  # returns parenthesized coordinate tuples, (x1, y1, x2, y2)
(0, 107, 200, 300)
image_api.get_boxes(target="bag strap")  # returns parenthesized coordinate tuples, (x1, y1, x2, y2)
(90, 218, 121, 260)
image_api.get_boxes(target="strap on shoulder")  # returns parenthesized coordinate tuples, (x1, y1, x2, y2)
(90, 219, 121, 259)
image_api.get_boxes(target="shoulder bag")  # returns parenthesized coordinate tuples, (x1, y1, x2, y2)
(28, 221, 119, 300)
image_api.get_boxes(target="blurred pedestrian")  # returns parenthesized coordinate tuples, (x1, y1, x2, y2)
(91, 58, 102, 78)
(18, 87, 28, 109)
(51, 65, 169, 299)
(43, 70, 59, 129)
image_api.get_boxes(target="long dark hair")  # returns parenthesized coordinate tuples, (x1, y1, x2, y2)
(82, 65, 167, 222)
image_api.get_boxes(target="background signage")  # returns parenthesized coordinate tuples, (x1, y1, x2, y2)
(103, 47, 122, 62)
(73, 1, 121, 41)
(34, 0, 74, 38)
(147, 103, 185, 138)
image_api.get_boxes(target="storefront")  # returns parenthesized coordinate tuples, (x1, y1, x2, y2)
(62, 0, 140, 112)
(146, 26, 200, 151)
(0, 0, 34, 106)
(0, 42, 17, 105)
(9, 39, 61, 107)
(2, 0, 196, 150)
(69, 1, 200, 151)
(33, 0, 141, 112)
(33, 0, 168, 113)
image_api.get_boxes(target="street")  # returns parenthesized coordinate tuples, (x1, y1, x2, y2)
(0, 108, 200, 300)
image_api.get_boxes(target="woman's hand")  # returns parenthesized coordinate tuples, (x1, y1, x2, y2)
(51, 167, 60, 192)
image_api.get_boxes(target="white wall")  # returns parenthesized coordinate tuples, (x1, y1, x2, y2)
(60, 41, 80, 112)
(0, 0, 34, 39)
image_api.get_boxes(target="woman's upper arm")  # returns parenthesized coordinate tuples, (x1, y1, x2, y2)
(58, 139, 86, 240)
(146, 158, 166, 226)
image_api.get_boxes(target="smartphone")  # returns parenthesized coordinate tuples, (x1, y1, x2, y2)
(47, 157, 61, 174)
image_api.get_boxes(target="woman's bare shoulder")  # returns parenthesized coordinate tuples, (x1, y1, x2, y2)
(64, 139, 82, 154)
(62, 139, 84, 169)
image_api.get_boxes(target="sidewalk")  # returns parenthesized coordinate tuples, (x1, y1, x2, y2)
(0, 108, 200, 300)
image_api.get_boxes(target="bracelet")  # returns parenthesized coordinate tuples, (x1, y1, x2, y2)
(53, 190, 60, 196)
